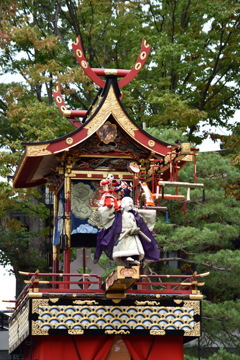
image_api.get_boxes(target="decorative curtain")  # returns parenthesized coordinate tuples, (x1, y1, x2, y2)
(26, 335, 114, 360)
(123, 336, 184, 360)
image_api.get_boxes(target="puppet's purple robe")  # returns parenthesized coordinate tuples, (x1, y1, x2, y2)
(94, 210, 160, 263)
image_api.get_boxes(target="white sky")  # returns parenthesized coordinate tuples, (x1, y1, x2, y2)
(0, 265, 16, 311)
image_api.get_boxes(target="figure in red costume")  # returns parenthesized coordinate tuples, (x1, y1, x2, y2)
(98, 174, 119, 210)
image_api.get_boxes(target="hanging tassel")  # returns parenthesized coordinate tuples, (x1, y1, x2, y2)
(60, 234, 68, 250)
(202, 188, 206, 202)
(165, 211, 169, 224)
(187, 187, 190, 202)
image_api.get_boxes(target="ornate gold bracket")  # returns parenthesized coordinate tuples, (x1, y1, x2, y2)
(105, 266, 140, 299)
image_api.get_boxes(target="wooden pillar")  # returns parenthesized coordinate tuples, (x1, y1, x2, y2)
(63, 174, 71, 284)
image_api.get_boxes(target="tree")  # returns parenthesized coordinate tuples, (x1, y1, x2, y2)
(147, 128, 240, 357)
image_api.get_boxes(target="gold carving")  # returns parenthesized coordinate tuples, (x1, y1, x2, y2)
(148, 140, 155, 147)
(174, 300, 183, 304)
(184, 321, 201, 337)
(32, 321, 49, 336)
(32, 299, 49, 314)
(66, 137, 74, 145)
(49, 298, 59, 303)
(73, 300, 99, 305)
(68, 329, 84, 335)
(182, 155, 193, 162)
(28, 292, 43, 298)
(27, 144, 51, 156)
(190, 294, 203, 300)
(105, 330, 130, 335)
(150, 330, 166, 336)
(112, 299, 122, 304)
(119, 267, 138, 278)
(27, 299, 200, 337)
(135, 301, 160, 306)
(104, 69, 118, 75)
(183, 300, 201, 315)
(180, 143, 191, 154)
(84, 85, 138, 137)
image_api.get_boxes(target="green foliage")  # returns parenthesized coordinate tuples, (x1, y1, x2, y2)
(150, 149, 240, 351)
(185, 348, 240, 360)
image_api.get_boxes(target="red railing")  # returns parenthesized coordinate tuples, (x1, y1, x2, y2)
(127, 273, 207, 295)
(15, 270, 104, 309)
(14, 270, 208, 310)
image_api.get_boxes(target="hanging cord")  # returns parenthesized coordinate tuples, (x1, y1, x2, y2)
(71, 336, 82, 360)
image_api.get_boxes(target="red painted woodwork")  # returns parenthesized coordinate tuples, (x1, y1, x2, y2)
(65, 110, 87, 117)
(72, 36, 106, 88)
(72, 36, 151, 89)
(134, 129, 169, 156)
(63, 249, 71, 275)
(118, 38, 151, 89)
(46, 128, 88, 153)
(92, 68, 130, 77)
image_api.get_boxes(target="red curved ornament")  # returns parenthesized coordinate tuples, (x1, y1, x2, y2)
(72, 37, 105, 88)
(52, 84, 86, 128)
(118, 39, 151, 89)
(92, 68, 130, 77)
(72, 36, 151, 89)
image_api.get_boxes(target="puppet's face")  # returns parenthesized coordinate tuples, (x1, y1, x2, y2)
(106, 174, 114, 181)
(121, 197, 133, 212)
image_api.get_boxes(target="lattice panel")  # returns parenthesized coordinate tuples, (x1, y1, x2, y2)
(9, 302, 29, 353)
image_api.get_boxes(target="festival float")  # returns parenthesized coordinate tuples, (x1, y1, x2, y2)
(8, 36, 208, 360)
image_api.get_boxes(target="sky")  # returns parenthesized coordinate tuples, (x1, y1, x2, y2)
(0, 265, 16, 311)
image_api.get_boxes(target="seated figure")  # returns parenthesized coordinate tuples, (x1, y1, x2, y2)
(94, 197, 160, 266)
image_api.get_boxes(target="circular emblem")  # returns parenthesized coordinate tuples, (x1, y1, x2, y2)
(81, 60, 88, 68)
(76, 49, 82, 58)
(56, 96, 62, 103)
(144, 39, 150, 48)
(140, 51, 147, 60)
(73, 38, 79, 45)
(66, 137, 73, 145)
(61, 105, 66, 112)
(148, 140, 155, 148)
(135, 62, 142, 70)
